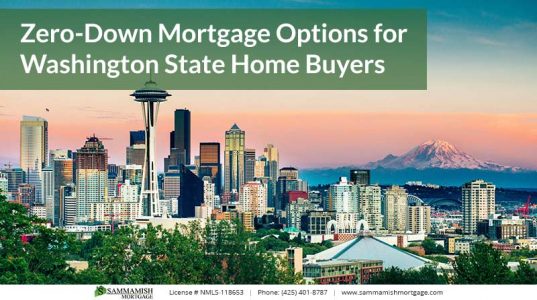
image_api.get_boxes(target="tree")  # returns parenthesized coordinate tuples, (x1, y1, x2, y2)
(452, 242, 512, 284)
(369, 266, 447, 284)
(0, 196, 78, 283)
(511, 262, 537, 284)
(422, 238, 445, 255)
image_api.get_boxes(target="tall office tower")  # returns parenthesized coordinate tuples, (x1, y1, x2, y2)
(126, 144, 146, 166)
(20, 116, 48, 204)
(244, 148, 256, 183)
(239, 181, 267, 218)
(4, 168, 25, 193)
(358, 185, 383, 230)
(199, 142, 221, 196)
(254, 156, 267, 178)
(131, 80, 170, 217)
(350, 169, 370, 185)
(224, 124, 245, 194)
(178, 165, 203, 218)
(462, 179, 496, 234)
(75, 136, 108, 223)
(263, 144, 279, 206)
(129, 130, 145, 146)
(383, 185, 408, 232)
(407, 204, 431, 234)
(165, 109, 191, 171)
(42, 167, 54, 222)
(126, 130, 146, 166)
(328, 177, 358, 213)
(202, 176, 216, 209)
(50, 150, 72, 222)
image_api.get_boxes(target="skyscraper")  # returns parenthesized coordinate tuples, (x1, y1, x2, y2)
(178, 165, 203, 218)
(383, 185, 408, 232)
(165, 109, 191, 171)
(254, 156, 267, 179)
(129, 130, 145, 146)
(54, 160, 72, 224)
(350, 169, 370, 185)
(20, 116, 48, 204)
(75, 136, 108, 223)
(263, 144, 279, 207)
(224, 124, 245, 193)
(3, 168, 25, 193)
(244, 148, 256, 183)
(199, 142, 221, 196)
(53, 155, 73, 225)
(462, 179, 496, 234)
(42, 167, 54, 222)
(163, 166, 181, 200)
(126, 130, 146, 166)
(131, 80, 170, 217)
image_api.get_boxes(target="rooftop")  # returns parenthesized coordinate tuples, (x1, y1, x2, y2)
(314, 235, 431, 270)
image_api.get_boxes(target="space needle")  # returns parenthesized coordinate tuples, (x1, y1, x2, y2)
(131, 79, 170, 217)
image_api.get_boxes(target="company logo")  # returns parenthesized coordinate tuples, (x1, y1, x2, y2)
(94, 286, 153, 299)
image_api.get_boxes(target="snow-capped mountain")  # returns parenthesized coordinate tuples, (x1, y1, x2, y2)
(364, 140, 517, 171)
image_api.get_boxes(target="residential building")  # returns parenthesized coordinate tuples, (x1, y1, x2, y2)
(239, 181, 267, 218)
(286, 197, 316, 230)
(383, 186, 408, 232)
(407, 204, 431, 234)
(462, 179, 496, 234)
(358, 185, 383, 230)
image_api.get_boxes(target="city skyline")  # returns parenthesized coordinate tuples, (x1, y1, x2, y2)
(0, 1, 536, 170)
(1, 104, 535, 171)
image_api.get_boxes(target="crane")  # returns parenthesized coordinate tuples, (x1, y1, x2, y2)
(515, 196, 532, 217)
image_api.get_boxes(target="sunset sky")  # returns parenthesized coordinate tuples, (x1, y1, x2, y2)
(0, 0, 536, 170)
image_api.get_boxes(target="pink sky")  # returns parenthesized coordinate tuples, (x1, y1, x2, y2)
(1, 58, 536, 170)
(1, 100, 536, 170)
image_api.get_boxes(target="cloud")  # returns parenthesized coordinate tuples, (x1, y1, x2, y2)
(71, 105, 137, 121)
(428, 34, 446, 43)
(285, 0, 332, 4)
(433, 10, 458, 19)
(474, 36, 506, 47)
